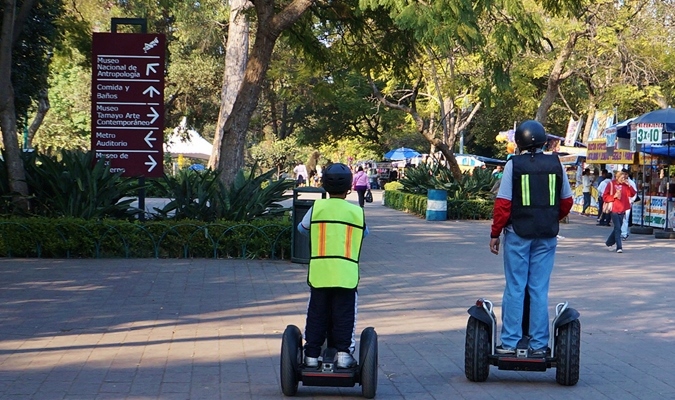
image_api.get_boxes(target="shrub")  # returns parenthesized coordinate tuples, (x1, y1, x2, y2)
(149, 165, 294, 222)
(23, 150, 142, 219)
(0, 217, 292, 259)
(397, 163, 496, 200)
(383, 190, 494, 220)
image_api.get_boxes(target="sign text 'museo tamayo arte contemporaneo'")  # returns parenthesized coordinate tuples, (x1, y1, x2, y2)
(91, 33, 165, 178)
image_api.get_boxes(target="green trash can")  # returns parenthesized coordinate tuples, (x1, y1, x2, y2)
(291, 187, 326, 263)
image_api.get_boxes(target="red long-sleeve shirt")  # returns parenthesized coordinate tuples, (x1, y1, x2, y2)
(602, 180, 636, 214)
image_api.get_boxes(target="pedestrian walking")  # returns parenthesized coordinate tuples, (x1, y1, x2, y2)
(603, 170, 636, 253)
(294, 162, 308, 187)
(352, 166, 370, 208)
(621, 170, 637, 240)
(597, 172, 612, 226)
(581, 168, 592, 215)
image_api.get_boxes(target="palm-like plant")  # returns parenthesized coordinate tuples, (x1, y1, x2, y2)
(397, 162, 496, 200)
(151, 165, 294, 221)
(24, 150, 142, 219)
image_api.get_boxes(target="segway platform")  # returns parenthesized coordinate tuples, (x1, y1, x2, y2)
(299, 347, 358, 387)
(280, 325, 378, 398)
(465, 298, 581, 386)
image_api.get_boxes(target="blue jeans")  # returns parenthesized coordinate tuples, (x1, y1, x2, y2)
(501, 230, 557, 350)
(582, 192, 591, 213)
(606, 212, 625, 250)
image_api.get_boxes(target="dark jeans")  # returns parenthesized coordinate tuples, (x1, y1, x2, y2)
(582, 192, 591, 213)
(605, 212, 625, 250)
(304, 287, 357, 357)
(354, 186, 367, 208)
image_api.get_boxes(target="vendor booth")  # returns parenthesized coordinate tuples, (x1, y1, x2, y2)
(629, 108, 675, 236)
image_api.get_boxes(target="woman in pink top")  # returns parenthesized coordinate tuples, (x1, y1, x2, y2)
(352, 166, 370, 208)
(602, 171, 636, 253)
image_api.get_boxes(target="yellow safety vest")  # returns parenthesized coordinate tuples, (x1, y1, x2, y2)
(308, 199, 365, 288)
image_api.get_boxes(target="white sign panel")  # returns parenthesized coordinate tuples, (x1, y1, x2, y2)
(636, 123, 663, 144)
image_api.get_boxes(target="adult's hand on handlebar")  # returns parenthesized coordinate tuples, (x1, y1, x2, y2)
(489, 237, 500, 255)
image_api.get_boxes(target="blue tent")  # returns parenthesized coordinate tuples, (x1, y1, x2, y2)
(642, 139, 675, 157)
(613, 117, 637, 139)
(632, 108, 675, 133)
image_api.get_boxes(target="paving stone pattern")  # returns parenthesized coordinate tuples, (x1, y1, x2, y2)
(1, 190, 674, 399)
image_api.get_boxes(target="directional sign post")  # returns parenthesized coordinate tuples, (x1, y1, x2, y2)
(91, 32, 165, 178)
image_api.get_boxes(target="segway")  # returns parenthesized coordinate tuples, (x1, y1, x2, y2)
(464, 294, 580, 386)
(280, 325, 378, 398)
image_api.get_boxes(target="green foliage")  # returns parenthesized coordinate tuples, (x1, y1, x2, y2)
(34, 62, 90, 152)
(397, 164, 496, 199)
(318, 138, 382, 165)
(6, 0, 65, 129)
(17, 150, 142, 219)
(383, 189, 493, 220)
(383, 181, 403, 191)
(150, 166, 295, 222)
(250, 136, 306, 177)
(150, 169, 226, 221)
(222, 167, 295, 221)
(0, 217, 291, 259)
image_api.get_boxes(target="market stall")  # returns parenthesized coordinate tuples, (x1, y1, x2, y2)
(629, 108, 675, 237)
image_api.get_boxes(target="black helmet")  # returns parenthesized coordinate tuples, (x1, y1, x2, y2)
(515, 120, 547, 151)
(322, 163, 352, 193)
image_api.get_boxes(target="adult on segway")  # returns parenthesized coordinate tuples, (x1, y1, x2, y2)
(489, 120, 574, 356)
(280, 163, 378, 398)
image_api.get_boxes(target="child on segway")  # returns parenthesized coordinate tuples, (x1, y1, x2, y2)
(297, 162, 369, 369)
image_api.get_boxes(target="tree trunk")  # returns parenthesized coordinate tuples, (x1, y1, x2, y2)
(535, 31, 583, 124)
(215, 0, 314, 186)
(26, 88, 49, 148)
(368, 75, 464, 181)
(208, 0, 251, 169)
(581, 103, 596, 143)
(0, 0, 29, 210)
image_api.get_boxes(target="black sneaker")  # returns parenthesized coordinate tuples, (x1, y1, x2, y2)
(529, 347, 550, 357)
(495, 344, 516, 354)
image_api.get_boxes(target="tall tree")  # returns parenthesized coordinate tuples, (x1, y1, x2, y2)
(214, 0, 313, 186)
(1, 0, 63, 209)
(358, 0, 550, 180)
(208, 0, 250, 169)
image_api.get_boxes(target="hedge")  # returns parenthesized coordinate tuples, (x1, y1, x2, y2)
(0, 217, 292, 259)
(383, 190, 494, 220)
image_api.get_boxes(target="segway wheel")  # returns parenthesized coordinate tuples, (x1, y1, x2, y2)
(555, 319, 581, 386)
(280, 325, 302, 396)
(359, 327, 378, 399)
(464, 316, 490, 382)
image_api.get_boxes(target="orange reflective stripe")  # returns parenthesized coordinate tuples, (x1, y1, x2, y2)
(345, 225, 353, 259)
(318, 223, 326, 256)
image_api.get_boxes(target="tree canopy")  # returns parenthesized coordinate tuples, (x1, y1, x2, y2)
(2, 0, 675, 189)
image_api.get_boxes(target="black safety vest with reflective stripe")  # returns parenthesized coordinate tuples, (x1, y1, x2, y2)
(510, 153, 563, 238)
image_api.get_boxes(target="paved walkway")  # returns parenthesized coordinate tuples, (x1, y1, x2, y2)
(1, 190, 675, 399)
